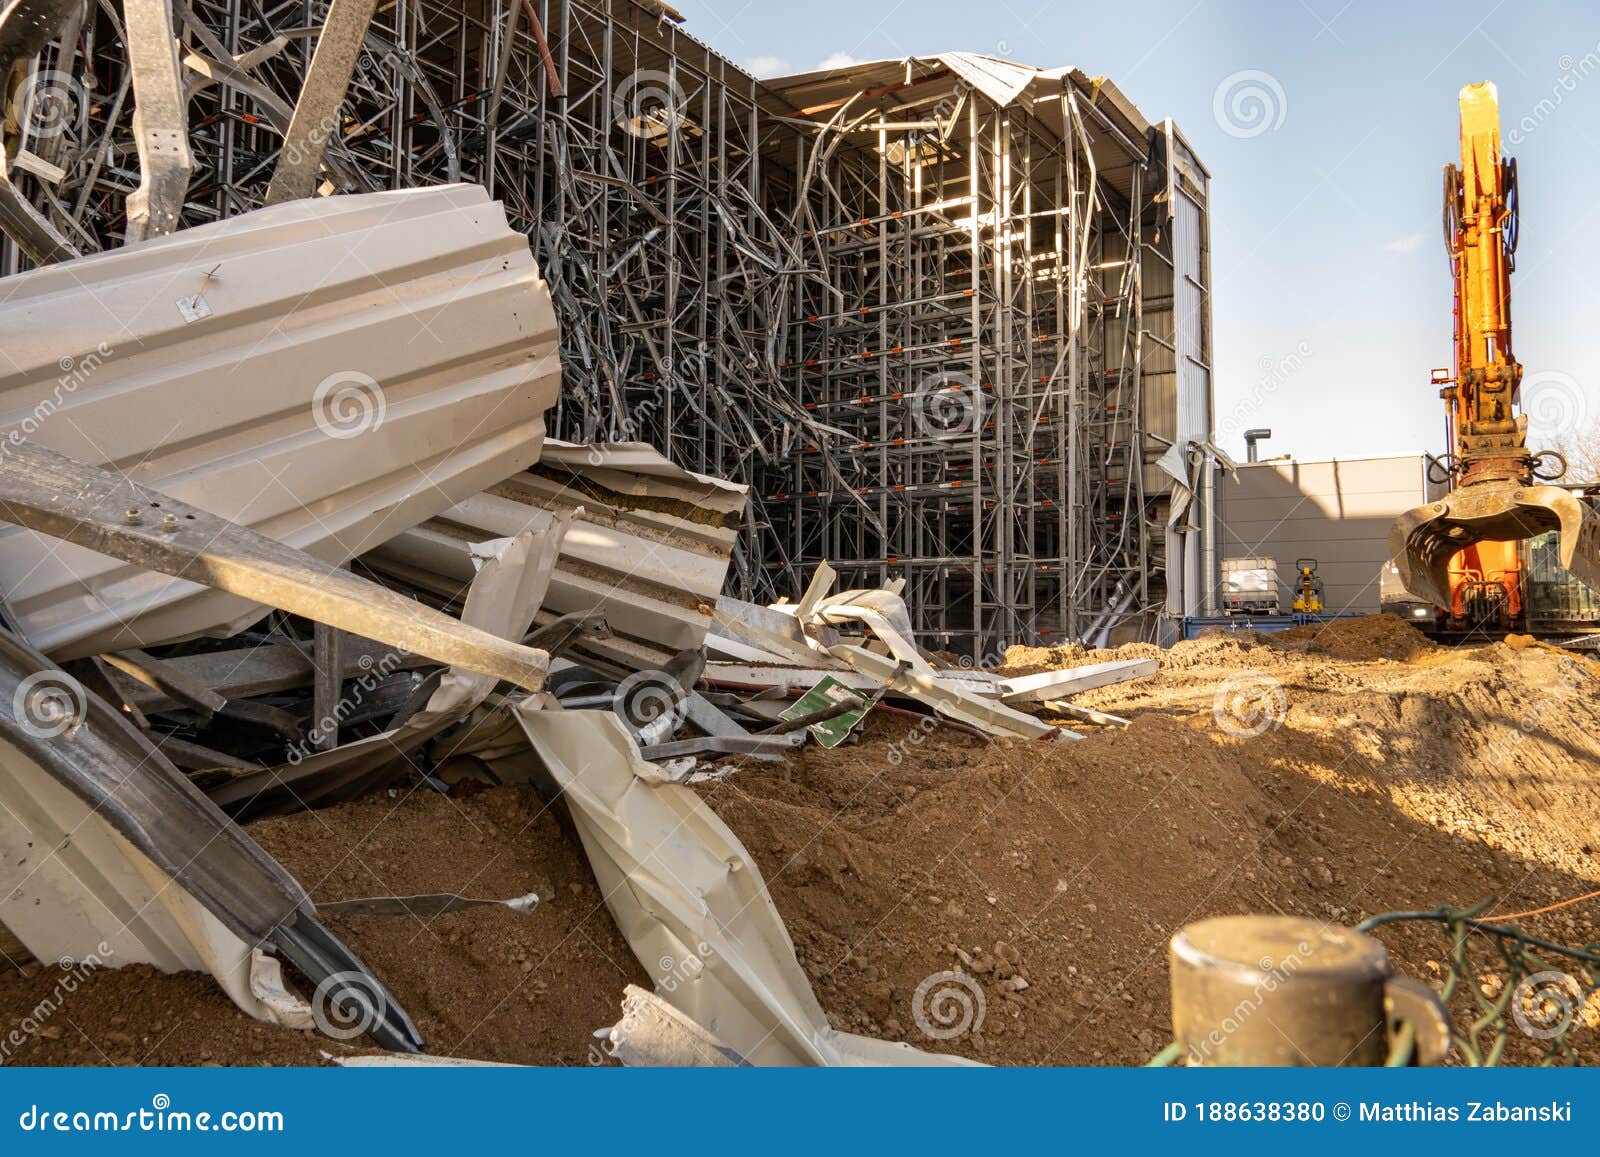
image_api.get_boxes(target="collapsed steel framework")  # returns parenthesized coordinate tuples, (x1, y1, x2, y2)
(0, 0, 1211, 655)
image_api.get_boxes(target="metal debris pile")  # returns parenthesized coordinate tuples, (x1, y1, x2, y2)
(0, 152, 1155, 1063)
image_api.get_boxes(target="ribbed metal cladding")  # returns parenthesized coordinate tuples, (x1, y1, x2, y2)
(0, 184, 561, 656)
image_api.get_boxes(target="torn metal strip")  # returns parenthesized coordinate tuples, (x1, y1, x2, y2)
(702, 661, 1001, 700)
(262, 0, 378, 205)
(320, 892, 538, 918)
(825, 643, 1065, 741)
(638, 732, 806, 761)
(510, 706, 978, 1067)
(998, 657, 1158, 703)
(0, 439, 550, 691)
(603, 984, 748, 1067)
(1044, 700, 1130, 727)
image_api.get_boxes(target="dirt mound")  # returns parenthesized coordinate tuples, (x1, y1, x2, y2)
(1275, 614, 1437, 662)
(2, 784, 645, 1066)
(1000, 640, 1163, 676)
(999, 642, 1092, 675)
(697, 634, 1600, 1065)
(1159, 629, 1284, 670)
(0, 964, 352, 1066)
(6, 629, 1596, 1067)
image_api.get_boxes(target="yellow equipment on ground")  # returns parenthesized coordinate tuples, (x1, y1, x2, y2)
(1389, 82, 1600, 610)
(1291, 559, 1325, 614)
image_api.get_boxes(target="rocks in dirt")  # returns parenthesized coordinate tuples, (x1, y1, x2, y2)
(698, 624, 1600, 1066)
(1274, 614, 1436, 662)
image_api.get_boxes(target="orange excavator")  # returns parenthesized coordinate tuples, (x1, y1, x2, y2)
(1389, 82, 1600, 616)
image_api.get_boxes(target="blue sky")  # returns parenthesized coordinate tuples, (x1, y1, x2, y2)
(684, 0, 1600, 465)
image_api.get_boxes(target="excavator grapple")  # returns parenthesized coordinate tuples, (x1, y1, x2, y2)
(1389, 81, 1600, 610)
(1390, 480, 1600, 611)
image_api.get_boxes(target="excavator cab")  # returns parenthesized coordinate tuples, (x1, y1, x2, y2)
(1389, 82, 1600, 609)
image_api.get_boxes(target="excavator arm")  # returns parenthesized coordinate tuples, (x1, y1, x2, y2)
(1389, 81, 1600, 609)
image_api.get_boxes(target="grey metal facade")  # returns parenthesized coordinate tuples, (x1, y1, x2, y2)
(1217, 455, 1435, 615)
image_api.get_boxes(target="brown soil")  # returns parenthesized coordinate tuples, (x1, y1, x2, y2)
(695, 617, 1600, 1064)
(5, 616, 1595, 1067)
(1, 784, 645, 1066)
(1273, 613, 1440, 662)
(1000, 640, 1163, 675)
(0, 965, 358, 1066)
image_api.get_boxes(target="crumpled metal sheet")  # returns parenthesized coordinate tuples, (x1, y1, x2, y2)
(366, 441, 747, 673)
(0, 183, 561, 658)
(603, 984, 748, 1067)
(510, 705, 978, 1067)
(205, 523, 566, 819)
(0, 436, 550, 691)
(0, 630, 420, 1050)
(740, 568, 1060, 741)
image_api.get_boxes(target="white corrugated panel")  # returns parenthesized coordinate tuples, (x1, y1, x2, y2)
(364, 441, 747, 673)
(1173, 188, 1211, 448)
(0, 184, 561, 656)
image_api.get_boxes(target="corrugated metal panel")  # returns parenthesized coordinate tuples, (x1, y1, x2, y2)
(1140, 234, 1178, 487)
(938, 54, 1040, 107)
(1172, 189, 1211, 448)
(365, 441, 747, 673)
(1220, 456, 1431, 614)
(0, 184, 560, 657)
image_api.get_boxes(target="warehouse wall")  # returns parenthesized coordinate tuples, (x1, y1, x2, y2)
(1217, 455, 1434, 614)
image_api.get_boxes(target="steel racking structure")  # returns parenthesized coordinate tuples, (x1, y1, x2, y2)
(760, 58, 1210, 655)
(0, 1, 1212, 653)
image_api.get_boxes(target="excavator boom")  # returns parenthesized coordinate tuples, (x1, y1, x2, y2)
(1389, 82, 1600, 609)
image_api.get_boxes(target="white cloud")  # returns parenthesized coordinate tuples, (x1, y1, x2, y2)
(748, 55, 790, 78)
(818, 51, 861, 70)
(1384, 233, 1426, 254)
